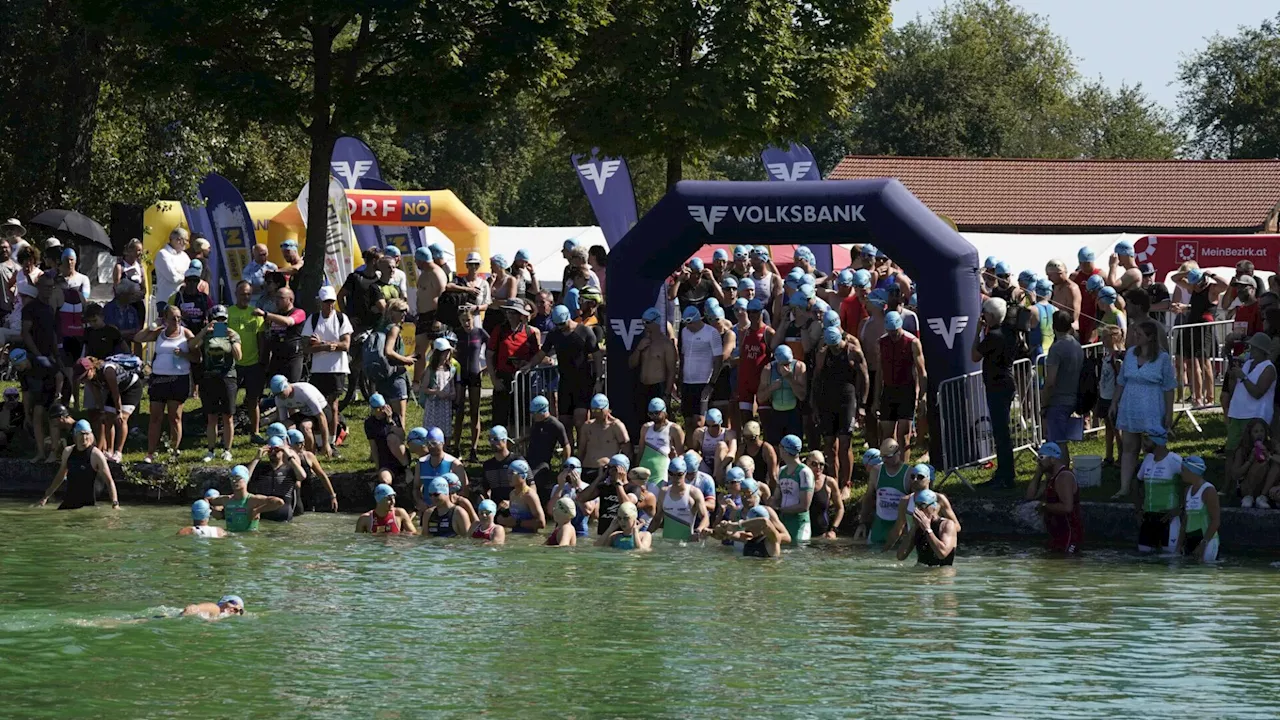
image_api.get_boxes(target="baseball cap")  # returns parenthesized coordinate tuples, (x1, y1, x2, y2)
(374, 483, 396, 502)
(591, 393, 609, 410)
(287, 428, 305, 446)
(231, 465, 251, 481)
(1077, 247, 1096, 263)
(862, 448, 883, 466)
(44, 236, 62, 248)
(488, 425, 509, 442)
(914, 489, 938, 507)
(712, 248, 729, 262)
(551, 305, 571, 324)
(50, 403, 69, 418)
(209, 304, 230, 320)
(780, 434, 803, 456)
(368, 393, 386, 409)
(1115, 240, 1135, 257)
(1182, 456, 1207, 476)
(1086, 275, 1105, 293)
(73, 419, 91, 434)
(414, 247, 432, 263)
(607, 454, 631, 471)
(478, 499, 497, 515)
(510, 459, 531, 478)
(267, 436, 286, 448)
(642, 307, 662, 323)
(317, 286, 337, 302)
(427, 477, 450, 496)
(192, 499, 212, 521)
(884, 311, 903, 331)
(1038, 442, 1062, 459)
(706, 408, 723, 425)
(384, 245, 401, 258)
(465, 251, 482, 264)
(774, 345, 793, 363)
(432, 337, 453, 352)
(406, 426, 429, 445)
(269, 375, 289, 394)
(725, 466, 746, 483)
(529, 395, 550, 414)
(823, 327, 842, 345)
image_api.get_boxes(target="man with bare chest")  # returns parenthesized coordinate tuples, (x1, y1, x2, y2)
(860, 288, 888, 447)
(414, 247, 447, 382)
(579, 393, 631, 477)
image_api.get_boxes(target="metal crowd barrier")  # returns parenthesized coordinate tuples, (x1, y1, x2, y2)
(509, 363, 559, 444)
(937, 357, 1042, 487)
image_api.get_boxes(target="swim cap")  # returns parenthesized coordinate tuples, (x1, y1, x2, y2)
(591, 394, 610, 410)
(231, 465, 250, 481)
(688, 257, 704, 272)
(884, 311, 903, 331)
(267, 422, 288, 438)
(867, 288, 888, 307)
(995, 261, 1011, 276)
(427, 477, 450, 496)
(1147, 430, 1167, 446)
(725, 466, 745, 482)
(1017, 269, 1035, 289)
(608, 454, 630, 471)
(9, 348, 26, 364)
(984, 256, 997, 269)
(742, 420, 762, 438)
(192, 499, 212, 521)
(269, 375, 289, 394)
(1086, 275, 1105, 293)
(509, 459, 531, 478)
(1115, 240, 1134, 257)
(414, 246, 432, 262)
(822, 310, 840, 329)
(734, 297, 748, 311)
(705, 306, 725, 321)
(853, 269, 872, 288)
(812, 299, 829, 315)
(647, 397, 666, 413)
(406, 426, 429, 445)
(774, 345, 793, 363)
(668, 456, 687, 474)
(217, 595, 244, 610)
(780, 434, 803, 456)
(911, 463, 932, 481)
(287, 428, 305, 446)
(746, 298, 764, 312)
(1034, 278, 1053, 298)
(914, 489, 938, 507)
(618, 502, 638, 520)
(73, 419, 91, 434)
(374, 483, 396, 502)
(738, 277, 754, 292)
(734, 245, 750, 258)
(478, 499, 497, 515)
(796, 246, 815, 261)
(427, 427, 445, 444)
(566, 457, 582, 469)
(740, 478, 760, 496)
(489, 425, 509, 442)
(862, 244, 878, 258)
(712, 248, 729, 262)
(682, 450, 701, 472)
(514, 248, 530, 262)
(1078, 247, 1096, 263)
(563, 239, 578, 252)
(823, 327, 842, 346)
(680, 306, 701, 323)
(838, 269, 855, 287)
(1098, 286, 1117, 304)
(1182, 456, 1206, 475)
(490, 254, 507, 269)
(551, 305, 571, 324)
(529, 395, 550, 414)
(642, 307, 662, 322)
(862, 448, 883, 466)
(554, 496, 577, 517)
(368, 393, 386, 409)
(747, 505, 770, 520)
(444, 473, 462, 492)
(722, 275, 739, 289)
(267, 436, 285, 448)
(706, 408, 723, 425)
(1038, 442, 1063, 459)
(204, 488, 220, 499)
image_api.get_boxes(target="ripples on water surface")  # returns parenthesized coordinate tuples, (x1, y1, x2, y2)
(2, 500, 1279, 719)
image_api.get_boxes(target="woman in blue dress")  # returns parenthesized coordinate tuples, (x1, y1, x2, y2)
(1109, 319, 1177, 500)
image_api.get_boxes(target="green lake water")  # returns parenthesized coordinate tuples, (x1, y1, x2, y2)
(2, 499, 1279, 719)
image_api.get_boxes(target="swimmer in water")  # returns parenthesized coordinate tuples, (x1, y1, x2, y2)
(897, 489, 957, 566)
(206, 464, 285, 532)
(422, 476, 471, 537)
(470, 499, 506, 544)
(181, 595, 245, 620)
(178, 500, 227, 537)
(595, 501, 651, 550)
(36, 419, 118, 510)
(444, 472, 478, 526)
(545, 496, 578, 547)
(355, 483, 417, 534)
(711, 504, 790, 557)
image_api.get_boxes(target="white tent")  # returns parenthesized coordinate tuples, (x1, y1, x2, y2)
(421, 226, 605, 292)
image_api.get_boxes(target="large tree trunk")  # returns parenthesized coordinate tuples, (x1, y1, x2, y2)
(296, 22, 335, 315)
(54, 2, 104, 211)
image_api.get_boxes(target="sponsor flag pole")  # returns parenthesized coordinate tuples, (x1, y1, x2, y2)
(571, 149, 639, 248)
(761, 143, 832, 272)
(198, 173, 258, 307)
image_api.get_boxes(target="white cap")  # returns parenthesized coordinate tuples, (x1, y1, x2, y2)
(465, 251, 482, 264)
(318, 285, 337, 302)
(44, 236, 61, 248)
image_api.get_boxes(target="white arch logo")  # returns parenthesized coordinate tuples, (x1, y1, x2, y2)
(1135, 235, 1158, 262)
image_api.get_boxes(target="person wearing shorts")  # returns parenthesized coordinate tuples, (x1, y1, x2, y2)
(270, 375, 331, 456)
(303, 286, 353, 448)
(195, 305, 242, 462)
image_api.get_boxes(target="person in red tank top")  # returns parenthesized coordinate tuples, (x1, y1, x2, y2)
(876, 311, 926, 464)
(735, 300, 774, 414)
(1028, 443, 1082, 554)
(1071, 249, 1102, 343)
(1230, 277, 1262, 354)
(356, 484, 417, 534)
(836, 270, 870, 336)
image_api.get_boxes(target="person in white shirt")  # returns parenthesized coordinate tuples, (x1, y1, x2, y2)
(270, 374, 332, 457)
(679, 306, 724, 436)
(2, 218, 29, 254)
(302, 285, 353, 448)
(154, 228, 191, 314)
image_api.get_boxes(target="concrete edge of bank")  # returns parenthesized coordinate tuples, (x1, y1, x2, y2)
(3, 459, 1278, 551)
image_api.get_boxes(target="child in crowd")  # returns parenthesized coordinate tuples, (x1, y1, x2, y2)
(1231, 418, 1278, 508)
(1096, 324, 1125, 467)
(452, 306, 489, 461)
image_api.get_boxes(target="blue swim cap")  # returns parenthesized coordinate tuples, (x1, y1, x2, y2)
(267, 422, 288, 438)
(823, 327, 843, 345)
(914, 489, 938, 507)
(984, 256, 998, 269)
(430, 243, 446, 259)
(488, 425, 509, 442)
(590, 394, 609, 410)
(1017, 269, 1036, 288)
(551, 305, 571, 325)
(704, 297, 721, 310)
(681, 306, 702, 323)
(383, 245, 401, 258)
(374, 483, 396, 502)
(509, 459, 531, 478)
(648, 397, 666, 413)
(269, 375, 289, 394)
(529, 395, 550, 414)
(287, 428, 305, 446)
(514, 248, 530, 262)
(812, 299, 829, 315)
(641, 307, 662, 324)
(740, 478, 760, 495)
(726, 466, 745, 482)
(478, 499, 497, 515)
(406, 426, 429, 445)
(9, 348, 26, 364)
(734, 297, 748, 311)
(796, 246, 815, 261)
(232, 465, 250, 481)
(746, 298, 764, 312)
(911, 463, 932, 481)
(1115, 240, 1135, 257)
(705, 306, 725, 321)
(562, 239, 578, 252)
(1038, 442, 1063, 459)
(862, 244, 878, 258)
(862, 448, 883, 466)
(706, 408, 723, 425)
(853, 269, 872, 288)
(1034, 278, 1053, 298)
(414, 246, 433, 263)
(780, 434, 803, 456)
(267, 436, 286, 448)
(1183, 456, 1207, 475)
(713, 248, 729, 262)
(838, 269, 855, 287)
(489, 253, 507, 269)
(774, 345, 794, 363)
(688, 257, 704, 272)
(867, 288, 889, 307)
(738, 277, 754, 292)
(669, 456, 687, 474)
(1078, 247, 1096, 263)
(995, 261, 1011, 276)
(1187, 268, 1205, 285)
(1086, 274, 1105, 293)
(1098, 286, 1117, 304)
(753, 245, 770, 259)
(204, 488, 220, 499)
(73, 419, 91, 434)
(747, 505, 770, 520)
(823, 309, 841, 328)
(428, 427, 446, 444)
(368, 393, 386, 409)
(734, 245, 750, 258)
(884, 311, 903, 331)
(1147, 430, 1167, 446)
(427, 477, 450, 496)
(722, 275, 738, 289)
(788, 268, 805, 281)
(444, 473, 462, 492)
(192, 499, 212, 521)
(607, 454, 630, 471)
(682, 450, 701, 471)
(217, 595, 244, 610)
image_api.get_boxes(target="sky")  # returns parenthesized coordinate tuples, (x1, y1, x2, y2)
(890, 0, 1278, 111)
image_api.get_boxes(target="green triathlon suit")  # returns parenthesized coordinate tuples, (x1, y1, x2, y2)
(1138, 452, 1182, 551)
(1183, 482, 1219, 561)
(777, 463, 814, 543)
(869, 463, 908, 545)
(659, 485, 697, 542)
(223, 495, 258, 533)
(638, 422, 674, 486)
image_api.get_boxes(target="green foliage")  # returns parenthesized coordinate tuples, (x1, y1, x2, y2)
(1178, 14, 1280, 158)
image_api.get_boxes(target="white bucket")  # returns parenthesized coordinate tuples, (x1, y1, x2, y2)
(1074, 455, 1102, 488)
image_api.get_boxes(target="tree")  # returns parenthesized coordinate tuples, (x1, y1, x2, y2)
(555, 0, 892, 188)
(82, 0, 608, 307)
(846, 0, 1179, 159)
(1178, 14, 1280, 158)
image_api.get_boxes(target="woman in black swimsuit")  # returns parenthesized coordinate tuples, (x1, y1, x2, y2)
(37, 420, 118, 510)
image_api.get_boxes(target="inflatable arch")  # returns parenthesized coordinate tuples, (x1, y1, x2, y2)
(605, 179, 982, 461)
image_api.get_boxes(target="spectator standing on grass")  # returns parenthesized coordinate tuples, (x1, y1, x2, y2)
(1224, 333, 1276, 495)
(372, 299, 414, 428)
(113, 239, 145, 315)
(194, 305, 241, 462)
(22, 275, 59, 457)
(188, 236, 213, 296)
(486, 299, 540, 430)
(104, 281, 144, 352)
(1111, 320, 1177, 501)
(55, 248, 91, 401)
(419, 337, 459, 443)
(170, 263, 211, 395)
(154, 228, 190, 314)
(452, 306, 489, 461)
(261, 287, 306, 384)
(973, 297, 1017, 489)
(136, 305, 197, 464)
(270, 375, 332, 457)
(227, 281, 267, 443)
(303, 286, 352, 447)
(1170, 267, 1226, 409)
(242, 243, 278, 306)
(1041, 311, 1083, 470)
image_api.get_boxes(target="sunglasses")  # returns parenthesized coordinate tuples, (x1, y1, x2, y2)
(911, 473, 929, 479)
(478, 509, 493, 516)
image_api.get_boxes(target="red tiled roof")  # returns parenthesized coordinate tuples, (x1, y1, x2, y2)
(828, 156, 1280, 233)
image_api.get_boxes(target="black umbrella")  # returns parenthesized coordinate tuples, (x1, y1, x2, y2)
(30, 209, 112, 251)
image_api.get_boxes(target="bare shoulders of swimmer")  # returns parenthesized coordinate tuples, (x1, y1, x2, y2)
(180, 602, 227, 620)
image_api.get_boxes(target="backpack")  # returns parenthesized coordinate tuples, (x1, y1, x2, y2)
(308, 311, 347, 340)
(437, 278, 470, 330)
(203, 333, 236, 375)
(361, 327, 393, 381)
(1075, 352, 1101, 415)
(1002, 303, 1031, 359)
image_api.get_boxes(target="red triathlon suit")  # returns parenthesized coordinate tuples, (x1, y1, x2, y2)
(736, 325, 770, 404)
(878, 331, 918, 422)
(839, 293, 867, 338)
(1045, 467, 1082, 554)
(1072, 268, 1101, 342)
(367, 509, 400, 534)
(471, 523, 496, 540)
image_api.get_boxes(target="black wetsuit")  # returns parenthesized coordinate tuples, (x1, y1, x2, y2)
(59, 446, 97, 510)
(810, 481, 831, 536)
(915, 519, 955, 566)
(741, 536, 770, 558)
(250, 462, 296, 522)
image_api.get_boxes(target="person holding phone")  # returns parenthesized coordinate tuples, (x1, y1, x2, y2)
(194, 305, 242, 462)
